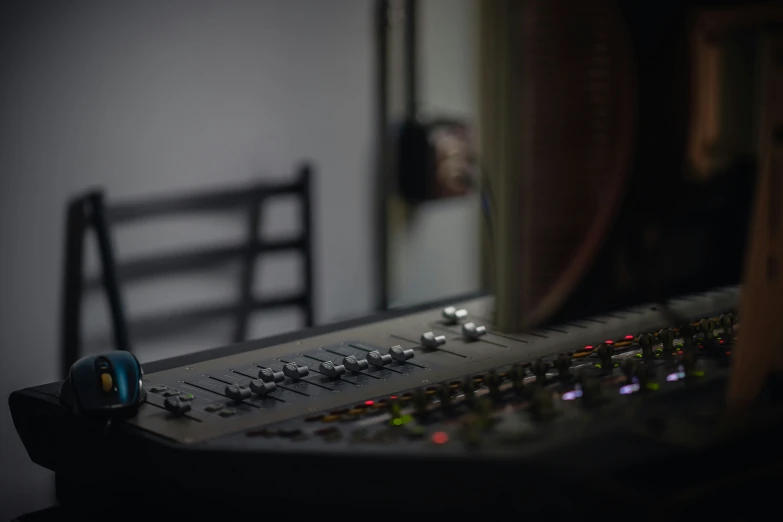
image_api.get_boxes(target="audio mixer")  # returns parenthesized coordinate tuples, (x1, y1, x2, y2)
(10, 286, 783, 518)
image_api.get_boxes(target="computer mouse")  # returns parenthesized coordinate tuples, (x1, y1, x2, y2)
(60, 351, 146, 418)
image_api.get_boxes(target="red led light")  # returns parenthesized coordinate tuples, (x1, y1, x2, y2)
(725, 351, 731, 356)
(625, 335, 634, 340)
(389, 395, 398, 400)
(364, 400, 374, 406)
(432, 432, 449, 444)
(584, 345, 594, 351)
(605, 340, 614, 345)
(719, 340, 725, 345)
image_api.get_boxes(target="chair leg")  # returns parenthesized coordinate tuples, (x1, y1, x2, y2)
(60, 197, 88, 378)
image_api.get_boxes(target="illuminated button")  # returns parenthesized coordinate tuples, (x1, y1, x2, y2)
(461, 322, 487, 341)
(343, 355, 369, 373)
(258, 368, 285, 383)
(249, 379, 276, 396)
(319, 360, 346, 379)
(163, 396, 191, 415)
(442, 306, 468, 324)
(367, 351, 392, 367)
(389, 345, 415, 362)
(224, 385, 251, 401)
(100, 373, 113, 392)
(283, 363, 309, 380)
(421, 332, 446, 349)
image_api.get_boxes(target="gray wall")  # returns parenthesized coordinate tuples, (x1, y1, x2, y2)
(388, 0, 481, 307)
(0, 1, 374, 517)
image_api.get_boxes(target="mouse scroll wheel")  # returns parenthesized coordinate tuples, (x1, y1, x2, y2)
(100, 373, 113, 393)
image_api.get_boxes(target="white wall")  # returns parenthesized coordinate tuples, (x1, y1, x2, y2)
(0, 1, 374, 517)
(388, 0, 481, 306)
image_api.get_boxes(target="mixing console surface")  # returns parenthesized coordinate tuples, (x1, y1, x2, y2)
(10, 286, 783, 518)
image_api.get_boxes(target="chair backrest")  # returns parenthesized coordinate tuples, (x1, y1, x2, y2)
(60, 164, 314, 377)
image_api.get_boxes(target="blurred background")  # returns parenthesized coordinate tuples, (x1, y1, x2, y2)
(0, 0, 481, 518)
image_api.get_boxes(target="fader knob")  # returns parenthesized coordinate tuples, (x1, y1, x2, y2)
(658, 328, 675, 352)
(163, 396, 191, 415)
(554, 354, 572, 379)
(249, 379, 276, 396)
(367, 351, 393, 367)
(462, 322, 487, 341)
(699, 318, 716, 341)
(421, 332, 446, 349)
(597, 343, 615, 370)
(719, 313, 735, 337)
(225, 384, 251, 401)
(389, 345, 415, 362)
(442, 306, 468, 324)
(638, 333, 654, 360)
(343, 356, 369, 373)
(319, 361, 346, 379)
(283, 363, 309, 380)
(258, 368, 285, 383)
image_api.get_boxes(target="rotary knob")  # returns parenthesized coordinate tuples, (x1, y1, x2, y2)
(699, 318, 716, 341)
(638, 333, 654, 360)
(437, 383, 454, 410)
(462, 322, 487, 341)
(554, 354, 572, 379)
(163, 396, 191, 415)
(532, 359, 549, 382)
(719, 313, 735, 337)
(225, 384, 251, 401)
(249, 379, 276, 396)
(412, 388, 430, 416)
(658, 328, 675, 352)
(283, 363, 309, 380)
(597, 343, 615, 371)
(679, 323, 696, 350)
(319, 360, 346, 379)
(367, 351, 393, 367)
(343, 355, 369, 373)
(389, 345, 415, 362)
(442, 306, 468, 325)
(421, 332, 446, 349)
(258, 368, 285, 383)
(461, 376, 477, 405)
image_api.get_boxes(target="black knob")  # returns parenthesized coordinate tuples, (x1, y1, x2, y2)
(319, 361, 346, 379)
(386, 397, 402, 419)
(699, 318, 716, 341)
(412, 388, 429, 416)
(679, 323, 695, 350)
(437, 383, 453, 410)
(249, 379, 276, 396)
(510, 364, 527, 395)
(719, 313, 735, 338)
(597, 343, 615, 370)
(283, 363, 309, 380)
(485, 370, 503, 399)
(163, 396, 191, 415)
(638, 333, 654, 360)
(554, 354, 572, 379)
(461, 376, 477, 405)
(225, 384, 251, 401)
(658, 328, 675, 352)
(532, 359, 549, 382)
(258, 368, 285, 383)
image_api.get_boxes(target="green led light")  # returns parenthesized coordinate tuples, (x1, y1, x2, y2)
(646, 383, 660, 391)
(390, 414, 413, 427)
(595, 364, 602, 369)
(391, 418, 403, 426)
(693, 371, 705, 377)
(636, 354, 643, 358)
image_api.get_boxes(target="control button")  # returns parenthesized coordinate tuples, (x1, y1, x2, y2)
(99, 373, 113, 393)
(162, 390, 180, 397)
(150, 385, 167, 393)
(319, 360, 346, 379)
(343, 355, 369, 373)
(421, 332, 446, 349)
(225, 384, 251, 401)
(554, 354, 571, 379)
(658, 328, 675, 352)
(249, 379, 276, 396)
(367, 351, 392, 367)
(532, 359, 548, 382)
(597, 343, 615, 371)
(461, 322, 487, 341)
(699, 318, 716, 341)
(258, 368, 285, 383)
(638, 333, 654, 360)
(442, 306, 468, 325)
(163, 396, 191, 415)
(204, 403, 224, 412)
(283, 363, 309, 380)
(720, 313, 735, 337)
(179, 393, 195, 402)
(218, 408, 237, 417)
(388, 345, 415, 362)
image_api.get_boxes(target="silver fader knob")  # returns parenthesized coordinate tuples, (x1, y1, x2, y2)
(163, 396, 191, 415)
(225, 384, 251, 401)
(249, 379, 276, 396)
(442, 306, 468, 325)
(421, 332, 446, 349)
(462, 322, 487, 341)
(367, 350, 393, 367)
(283, 363, 309, 380)
(319, 360, 346, 379)
(389, 345, 415, 362)
(343, 355, 369, 373)
(258, 368, 285, 383)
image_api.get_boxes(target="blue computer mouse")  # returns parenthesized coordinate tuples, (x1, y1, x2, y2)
(60, 351, 146, 418)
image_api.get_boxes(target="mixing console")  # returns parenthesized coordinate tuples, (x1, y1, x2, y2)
(10, 286, 783, 518)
